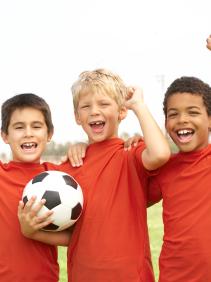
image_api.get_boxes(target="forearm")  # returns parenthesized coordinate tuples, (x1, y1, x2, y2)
(134, 103, 170, 169)
(25, 229, 71, 246)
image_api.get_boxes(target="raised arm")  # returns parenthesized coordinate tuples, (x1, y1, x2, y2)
(206, 35, 211, 50)
(125, 86, 170, 170)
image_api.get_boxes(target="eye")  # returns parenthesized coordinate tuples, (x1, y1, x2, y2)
(15, 126, 23, 130)
(100, 102, 110, 107)
(33, 123, 43, 129)
(189, 111, 200, 116)
(167, 112, 177, 118)
(81, 105, 89, 109)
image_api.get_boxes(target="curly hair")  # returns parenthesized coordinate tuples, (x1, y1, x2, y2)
(163, 76, 211, 117)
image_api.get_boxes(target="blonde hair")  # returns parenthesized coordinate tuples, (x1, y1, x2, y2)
(71, 68, 127, 111)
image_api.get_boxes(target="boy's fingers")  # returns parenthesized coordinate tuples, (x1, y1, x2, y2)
(22, 197, 46, 219)
(68, 142, 87, 166)
(124, 141, 131, 151)
(32, 210, 54, 230)
(29, 199, 46, 217)
(81, 147, 86, 158)
(34, 210, 53, 223)
(18, 200, 24, 209)
(206, 35, 211, 50)
(71, 154, 81, 167)
(68, 148, 81, 167)
(77, 146, 84, 165)
(22, 195, 37, 211)
(33, 219, 53, 230)
(17, 201, 25, 218)
(72, 149, 83, 167)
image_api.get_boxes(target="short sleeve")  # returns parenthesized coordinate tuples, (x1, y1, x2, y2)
(147, 175, 162, 205)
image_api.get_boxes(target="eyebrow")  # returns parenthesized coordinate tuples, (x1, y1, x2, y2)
(11, 121, 24, 127)
(11, 121, 44, 127)
(167, 106, 201, 112)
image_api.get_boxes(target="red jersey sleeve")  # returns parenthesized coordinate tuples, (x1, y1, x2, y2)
(147, 175, 162, 205)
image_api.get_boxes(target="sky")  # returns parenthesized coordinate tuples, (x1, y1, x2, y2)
(0, 0, 211, 155)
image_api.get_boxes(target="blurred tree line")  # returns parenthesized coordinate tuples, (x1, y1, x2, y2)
(43, 141, 71, 158)
(0, 132, 178, 163)
(42, 141, 73, 162)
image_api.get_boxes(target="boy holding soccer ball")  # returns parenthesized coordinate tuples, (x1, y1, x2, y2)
(19, 69, 171, 282)
(0, 93, 61, 281)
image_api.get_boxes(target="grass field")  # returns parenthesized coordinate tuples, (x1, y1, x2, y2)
(147, 202, 163, 280)
(58, 202, 163, 282)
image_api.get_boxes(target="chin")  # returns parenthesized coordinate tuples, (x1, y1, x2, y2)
(90, 135, 106, 143)
(178, 144, 196, 153)
(20, 155, 40, 163)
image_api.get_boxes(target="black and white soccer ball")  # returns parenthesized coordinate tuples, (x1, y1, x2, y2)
(22, 170, 83, 232)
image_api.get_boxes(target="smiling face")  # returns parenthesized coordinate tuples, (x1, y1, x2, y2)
(1, 107, 52, 163)
(75, 91, 127, 144)
(166, 92, 211, 152)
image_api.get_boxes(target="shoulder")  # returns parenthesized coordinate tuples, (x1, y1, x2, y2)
(88, 138, 124, 151)
(0, 160, 16, 170)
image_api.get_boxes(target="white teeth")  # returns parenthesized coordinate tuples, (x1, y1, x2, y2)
(21, 142, 37, 148)
(90, 121, 104, 125)
(177, 129, 193, 135)
(24, 143, 34, 147)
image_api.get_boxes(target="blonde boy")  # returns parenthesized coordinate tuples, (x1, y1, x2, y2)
(19, 69, 170, 282)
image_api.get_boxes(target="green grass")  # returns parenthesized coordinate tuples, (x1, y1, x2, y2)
(58, 202, 163, 282)
(58, 246, 67, 282)
(147, 202, 163, 280)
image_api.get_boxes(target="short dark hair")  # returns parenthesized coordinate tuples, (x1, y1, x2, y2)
(1, 93, 54, 134)
(163, 76, 211, 117)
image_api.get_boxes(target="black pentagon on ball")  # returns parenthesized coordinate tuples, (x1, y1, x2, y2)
(42, 190, 61, 209)
(43, 223, 60, 231)
(32, 172, 49, 184)
(22, 195, 29, 205)
(71, 202, 82, 220)
(63, 175, 78, 189)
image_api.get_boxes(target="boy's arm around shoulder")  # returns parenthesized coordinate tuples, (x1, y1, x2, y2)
(125, 87, 171, 171)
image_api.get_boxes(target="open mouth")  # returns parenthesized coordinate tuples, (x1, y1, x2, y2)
(176, 129, 194, 142)
(89, 121, 105, 132)
(21, 142, 38, 150)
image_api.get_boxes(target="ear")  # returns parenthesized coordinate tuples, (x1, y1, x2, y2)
(208, 116, 211, 131)
(74, 111, 82, 125)
(165, 118, 167, 130)
(1, 131, 9, 144)
(118, 107, 127, 121)
(47, 130, 54, 143)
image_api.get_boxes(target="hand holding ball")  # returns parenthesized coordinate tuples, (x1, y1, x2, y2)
(22, 171, 83, 231)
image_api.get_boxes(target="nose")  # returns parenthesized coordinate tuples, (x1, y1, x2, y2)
(24, 126, 33, 137)
(178, 113, 189, 124)
(90, 104, 100, 115)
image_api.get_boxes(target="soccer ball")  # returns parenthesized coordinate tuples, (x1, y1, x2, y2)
(22, 170, 83, 232)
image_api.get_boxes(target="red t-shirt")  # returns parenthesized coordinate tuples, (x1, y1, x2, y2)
(0, 161, 59, 282)
(54, 138, 155, 282)
(148, 145, 211, 282)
